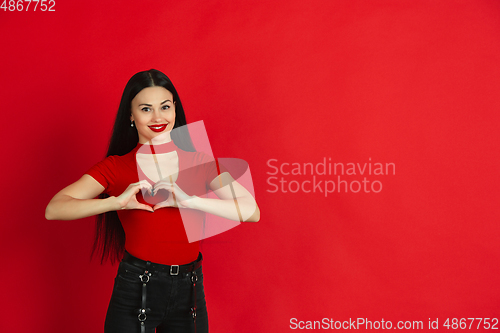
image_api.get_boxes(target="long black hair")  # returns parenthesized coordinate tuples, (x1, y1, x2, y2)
(91, 69, 194, 264)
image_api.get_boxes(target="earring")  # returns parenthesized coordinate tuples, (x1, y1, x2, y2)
(131, 121, 134, 127)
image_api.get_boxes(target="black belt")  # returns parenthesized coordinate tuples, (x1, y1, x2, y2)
(122, 251, 203, 276)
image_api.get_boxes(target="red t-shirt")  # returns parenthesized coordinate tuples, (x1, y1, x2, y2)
(85, 141, 219, 265)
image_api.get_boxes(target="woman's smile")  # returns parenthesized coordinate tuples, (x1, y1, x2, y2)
(148, 123, 169, 132)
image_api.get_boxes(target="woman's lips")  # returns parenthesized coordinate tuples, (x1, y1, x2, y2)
(148, 124, 168, 132)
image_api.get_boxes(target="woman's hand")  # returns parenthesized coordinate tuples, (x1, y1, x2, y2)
(152, 180, 195, 210)
(115, 180, 154, 212)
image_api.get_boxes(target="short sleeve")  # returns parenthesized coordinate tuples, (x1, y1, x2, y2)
(203, 156, 221, 186)
(84, 156, 117, 193)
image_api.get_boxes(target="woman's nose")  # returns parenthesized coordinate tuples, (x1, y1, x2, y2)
(152, 108, 162, 121)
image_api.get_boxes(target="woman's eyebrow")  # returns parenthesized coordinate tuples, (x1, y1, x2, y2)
(138, 100, 171, 107)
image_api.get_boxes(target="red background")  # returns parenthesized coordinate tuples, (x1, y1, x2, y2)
(1, 1, 499, 332)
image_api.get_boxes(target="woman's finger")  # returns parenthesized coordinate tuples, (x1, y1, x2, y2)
(136, 203, 154, 212)
(152, 183, 174, 196)
(153, 198, 175, 210)
(130, 180, 153, 188)
(137, 180, 153, 195)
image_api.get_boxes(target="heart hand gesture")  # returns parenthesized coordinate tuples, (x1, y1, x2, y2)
(152, 180, 195, 210)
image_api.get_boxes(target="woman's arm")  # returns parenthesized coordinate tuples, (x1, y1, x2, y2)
(153, 172, 260, 222)
(201, 172, 260, 222)
(45, 175, 153, 220)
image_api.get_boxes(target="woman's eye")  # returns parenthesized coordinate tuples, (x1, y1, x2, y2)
(162, 105, 170, 110)
(141, 107, 151, 112)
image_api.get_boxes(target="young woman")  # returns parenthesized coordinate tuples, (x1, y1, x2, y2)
(45, 69, 260, 333)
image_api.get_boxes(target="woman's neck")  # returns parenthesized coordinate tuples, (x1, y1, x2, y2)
(137, 138, 177, 154)
(138, 132, 173, 145)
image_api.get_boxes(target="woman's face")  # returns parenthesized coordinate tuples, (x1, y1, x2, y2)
(130, 86, 176, 144)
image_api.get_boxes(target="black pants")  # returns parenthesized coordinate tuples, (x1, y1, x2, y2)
(104, 254, 209, 333)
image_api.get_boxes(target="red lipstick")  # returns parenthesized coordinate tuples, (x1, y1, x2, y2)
(148, 124, 168, 132)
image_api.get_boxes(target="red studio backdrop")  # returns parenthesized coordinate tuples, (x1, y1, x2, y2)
(1, 1, 499, 332)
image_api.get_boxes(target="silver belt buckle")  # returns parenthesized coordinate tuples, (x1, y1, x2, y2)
(170, 265, 179, 275)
